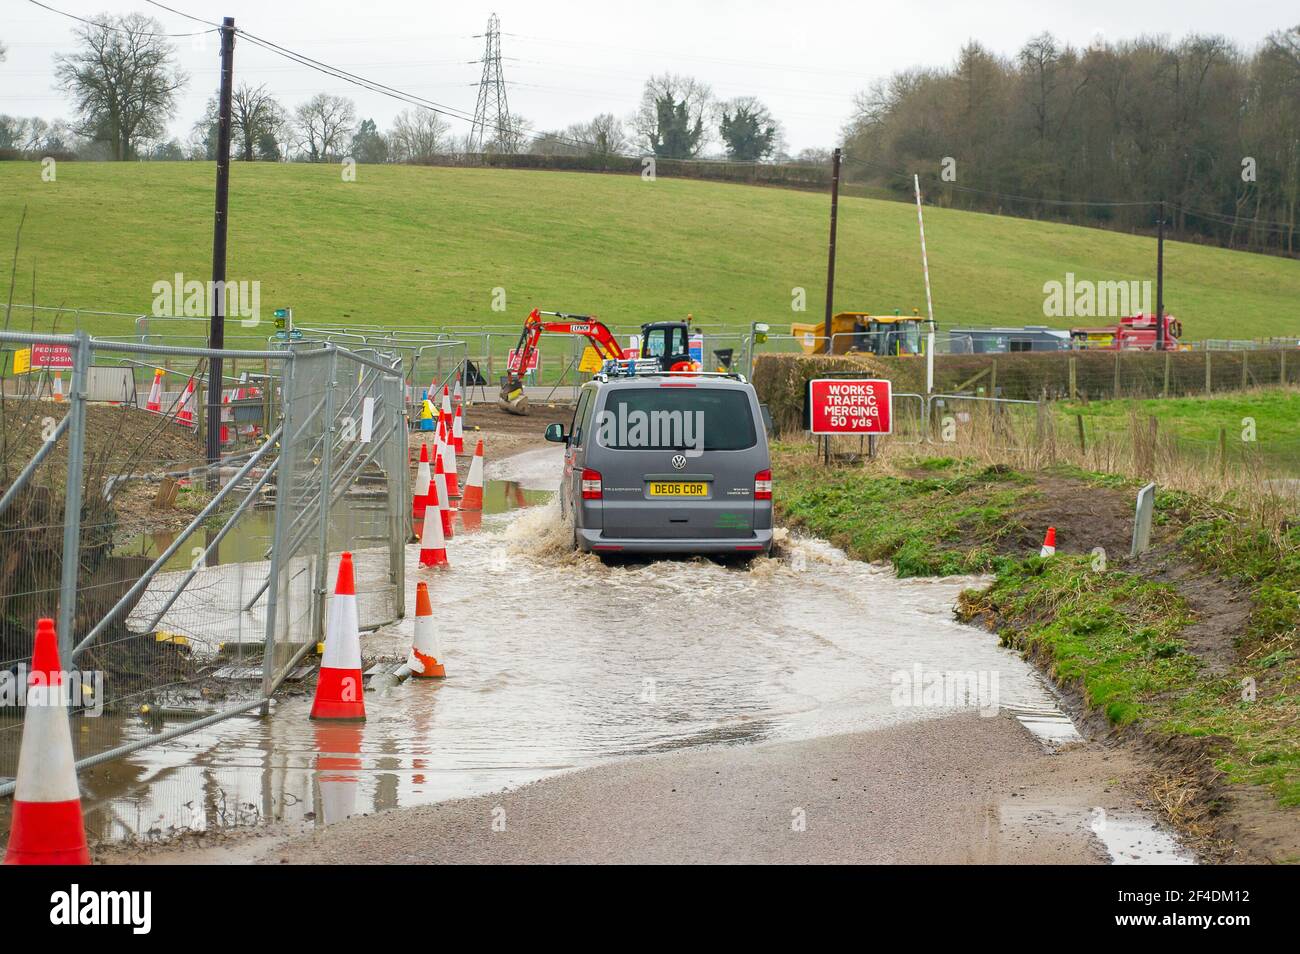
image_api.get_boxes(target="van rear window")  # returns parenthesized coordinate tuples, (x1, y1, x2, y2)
(596, 388, 756, 451)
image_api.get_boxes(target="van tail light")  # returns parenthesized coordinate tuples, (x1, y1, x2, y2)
(754, 469, 772, 500)
(581, 469, 603, 500)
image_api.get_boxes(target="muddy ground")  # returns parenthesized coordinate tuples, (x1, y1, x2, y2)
(455, 400, 572, 462)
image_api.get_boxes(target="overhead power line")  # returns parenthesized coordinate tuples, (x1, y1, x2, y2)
(26, 0, 217, 38)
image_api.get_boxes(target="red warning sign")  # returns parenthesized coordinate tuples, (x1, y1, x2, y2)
(808, 378, 892, 435)
(506, 348, 540, 373)
(31, 343, 74, 369)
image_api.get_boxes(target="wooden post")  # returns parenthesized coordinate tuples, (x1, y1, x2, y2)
(1113, 352, 1121, 398)
(1218, 427, 1227, 476)
(1162, 352, 1171, 398)
(1147, 415, 1158, 475)
(1241, 350, 1249, 390)
(1205, 351, 1212, 396)
(1281, 349, 1287, 386)
(1076, 413, 1086, 454)
(989, 358, 997, 398)
(1068, 356, 1077, 400)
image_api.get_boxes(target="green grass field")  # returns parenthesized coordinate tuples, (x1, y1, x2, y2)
(1060, 389, 1300, 465)
(1, 161, 1299, 341)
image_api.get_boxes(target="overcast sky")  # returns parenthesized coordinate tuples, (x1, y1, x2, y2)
(4, 0, 1296, 153)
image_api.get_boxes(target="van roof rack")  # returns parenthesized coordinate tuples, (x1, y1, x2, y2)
(595, 359, 748, 384)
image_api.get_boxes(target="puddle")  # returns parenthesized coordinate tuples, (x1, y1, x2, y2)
(1000, 804, 1195, 865)
(0, 448, 1184, 860)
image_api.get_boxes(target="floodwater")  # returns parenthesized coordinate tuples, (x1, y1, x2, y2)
(3, 447, 1191, 863)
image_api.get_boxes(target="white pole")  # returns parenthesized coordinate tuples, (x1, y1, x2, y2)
(914, 173, 936, 395)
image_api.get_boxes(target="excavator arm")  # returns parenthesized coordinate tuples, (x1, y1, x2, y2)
(499, 308, 625, 414)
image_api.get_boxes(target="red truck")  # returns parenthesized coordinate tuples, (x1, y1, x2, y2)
(1070, 313, 1183, 351)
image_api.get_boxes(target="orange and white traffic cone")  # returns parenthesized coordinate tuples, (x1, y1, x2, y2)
(453, 377, 463, 408)
(440, 423, 459, 501)
(4, 619, 90, 865)
(418, 481, 450, 568)
(453, 405, 464, 454)
(460, 438, 485, 511)
(412, 443, 431, 520)
(220, 388, 233, 444)
(51, 372, 65, 403)
(434, 454, 453, 540)
(310, 553, 366, 721)
(145, 368, 164, 412)
(441, 384, 451, 418)
(1039, 527, 1056, 558)
(176, 376, 197, 428)
(407, 582, 446, 678)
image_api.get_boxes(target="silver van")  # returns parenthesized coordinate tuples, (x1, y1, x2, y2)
(544, 370, 773, 556)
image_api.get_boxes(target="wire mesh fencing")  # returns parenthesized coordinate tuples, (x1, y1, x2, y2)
(0, 331, 406, 793)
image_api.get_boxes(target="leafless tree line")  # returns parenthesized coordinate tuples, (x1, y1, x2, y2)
(843, 27, 1300, 255)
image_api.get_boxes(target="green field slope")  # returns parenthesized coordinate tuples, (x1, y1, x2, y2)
(1, 161, 1298, 340)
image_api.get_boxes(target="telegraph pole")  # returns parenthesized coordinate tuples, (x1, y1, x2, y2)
(207, 16, 235, 478)
(822, 147, 841, 353)
(1155, 200, 1166, 352)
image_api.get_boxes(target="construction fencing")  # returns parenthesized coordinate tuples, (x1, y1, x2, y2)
(0, 330, 407, 792)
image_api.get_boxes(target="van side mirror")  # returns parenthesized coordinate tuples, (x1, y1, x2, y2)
(544, 423, 568, 443)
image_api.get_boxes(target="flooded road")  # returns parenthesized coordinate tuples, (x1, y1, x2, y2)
(7, 446, 1190, 862)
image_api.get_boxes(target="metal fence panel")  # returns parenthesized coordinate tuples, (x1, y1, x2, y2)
(0, 331, 406, 794)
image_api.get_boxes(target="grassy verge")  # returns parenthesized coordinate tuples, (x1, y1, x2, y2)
(772, 442, 1299, 832)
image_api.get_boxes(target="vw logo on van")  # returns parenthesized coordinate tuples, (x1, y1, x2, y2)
(671, 454, 687, 470)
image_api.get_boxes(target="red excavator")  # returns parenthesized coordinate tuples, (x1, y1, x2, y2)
(499, 308, 698, 414)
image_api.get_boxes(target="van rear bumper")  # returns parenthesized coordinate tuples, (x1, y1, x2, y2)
(576, 528, 773, 556)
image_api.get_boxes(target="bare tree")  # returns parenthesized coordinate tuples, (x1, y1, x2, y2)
(577, 113, 627, 158)
(54, 13, 187, 161)
(387, 108, 449, 163)
(292, 94, 356, 162)
(232, 83, 285, 161)
(487, 114, 532, 154)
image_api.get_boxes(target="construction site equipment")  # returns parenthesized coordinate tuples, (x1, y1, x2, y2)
(948, 326, 1072, 353)
(460, 439, 485, 511)
(145, 367, 164, 412)
(412, 443, 431, 519)
(4, 619, 90, 866)
(793, 311, 928, 356)
(434, 454, 453, 540)
(1070, 314, 1183, 351)
(309, 553, 366, 721)
(407, 582, 446, 678)
(1039, 528, 1056, 557)
(417, 478, 450, 568)
(499, 308, 698, 414)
